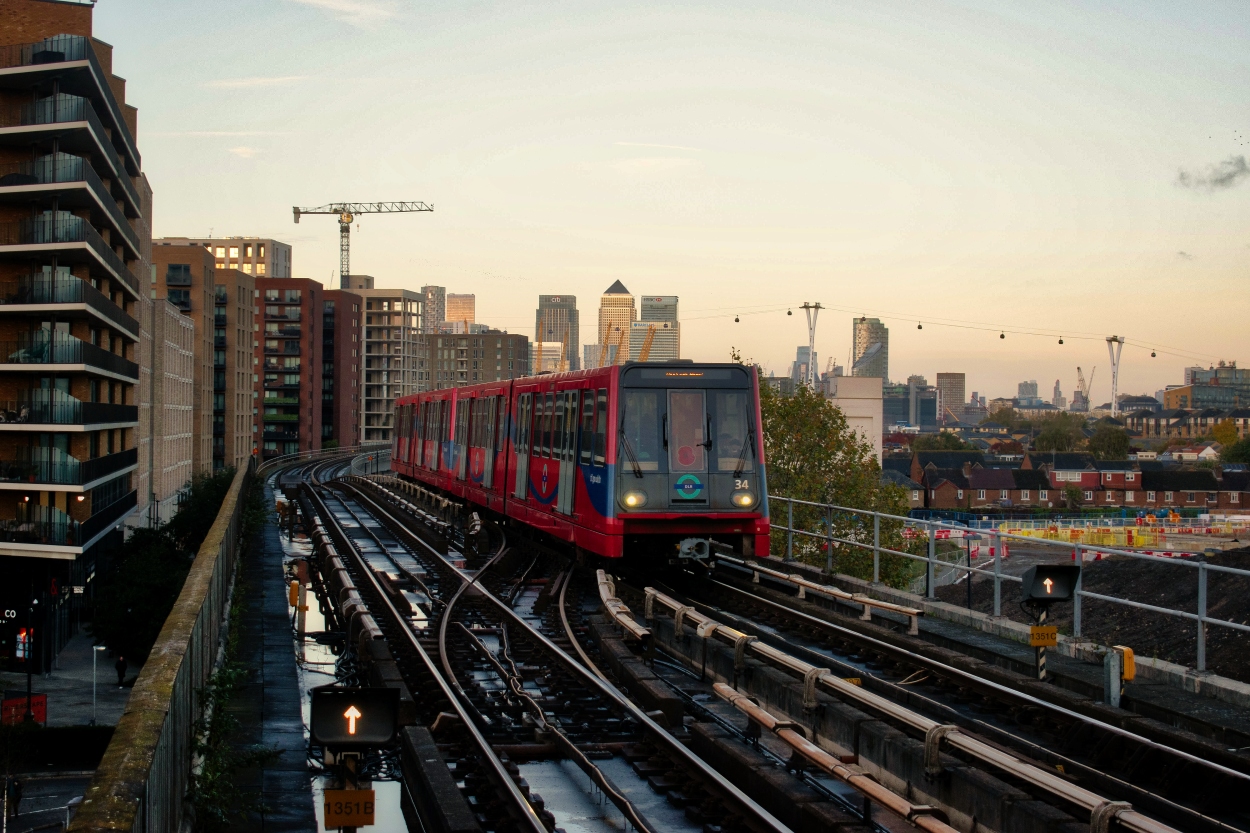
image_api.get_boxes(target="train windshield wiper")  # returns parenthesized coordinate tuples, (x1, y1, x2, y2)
(733, 425, 756, 480)
(618, 416, 644, 479)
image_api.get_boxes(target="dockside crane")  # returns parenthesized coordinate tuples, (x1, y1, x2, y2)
(1074, 366, 1096, 412)
(637, 324, 658, 362)
(293, 201, 433, 287)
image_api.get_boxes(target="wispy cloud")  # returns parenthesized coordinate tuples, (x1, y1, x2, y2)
(612, 157, 699, 173)
(228, 147, 261, 159)
(1177, 251, 1194, 260)
(615, 141, 703, 152)
(283, 0, 397, 27)
(1176, 155, 1249, 191)
(205, 75, 308, 89)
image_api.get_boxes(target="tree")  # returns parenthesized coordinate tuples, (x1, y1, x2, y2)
(1087, 423, 1129, 460)
(911, 432, 970, 451)
(1033, 413, 1087, 453)
(1223, 438, 1250, 464)
(1063, 485, 1084, 510)
(736, 350, 917, 587)
(983, 408, 1022, 429)
(1212, 420, 1238, 448)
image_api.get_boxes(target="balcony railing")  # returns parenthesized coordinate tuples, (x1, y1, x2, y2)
(263, 360, 300, 372)
(0, 87, 140, 209)
(0, 274, 139, 337)
(0, 35, 140, 169)
(0, 392, 137, 426)
(0, 487, 138, 548)
(0, 153, 139, 253)
(263, 413, 299, 422)
(80, 489, 136, 543)
(213, 314, 227, 327)
(0, 213, 140, 297)
(0, 330, 139, 378)
(0, 446, 136, 486)
(262, 397, 298, 405)
(263, 430, 300, 441)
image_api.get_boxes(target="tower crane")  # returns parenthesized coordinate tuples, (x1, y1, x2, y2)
(1074, 366, 1096, 412)
(293, 201, 433, 288)
(637, 324, 658, 362)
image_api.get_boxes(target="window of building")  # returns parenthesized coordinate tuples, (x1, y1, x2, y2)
(1206, 492, 1216, 502)
(1020, 490, 1029, 500)
(168, 289, 192, 309)
(265, 289, 280, 301)
(1106, 492, 1114, 502)
(976, 489, 985, 500)
(911, 490, 920, 501)
(285, 289, 301, 302)
(1039, 489, 1048, 500)
(957, 489, 963, 499)
(1126, 472, 1135, 481)
(1000, 489, 1008, 500)
(1083, 491, 1093, 501)
(1233, 493, 1241, 504)
(1186, 492, 1195, 503)
(1164, 491, 1172, 502)
(1148, 491, 1156, 501)
(259, 244, 266, 258)
(229, 247, 239, 258)
(165, 263, 192, 286)
(215, 247, 225, 257)
(242, 263, 252, 273)
(1126, 491, 1134, 502)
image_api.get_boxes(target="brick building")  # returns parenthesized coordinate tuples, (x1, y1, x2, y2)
(430, 329, 530, 390)
(0, 0, 153, 671)
(146, 299, 193, 525)
(356, 287, 422, 442)
(151, 242, 213, 474)
(157, 236, 291, 278)
(214, 268, 255, 469)
(256, 278, 322, 459)
(322, 289, 362, 448)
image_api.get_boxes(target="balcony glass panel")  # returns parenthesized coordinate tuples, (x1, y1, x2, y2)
(0, 273, 138, 335)
(0, 212, 140, 297)
(0, 330, 139, 378)
(0, 390, 137, 425)
(0, 153, 138, 252)
(0, 446, 136, 485)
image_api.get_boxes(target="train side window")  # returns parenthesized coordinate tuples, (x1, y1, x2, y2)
(496, 395, 507, 452)
(579, 390, 595, 464)
(554, 392, 567, 460)
(592, 388, 608, 465)
(517, 394, 530, 453)
(538, 393, 551, 457)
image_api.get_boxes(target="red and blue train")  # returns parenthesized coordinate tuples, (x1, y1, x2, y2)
(390, 361, 769, 561)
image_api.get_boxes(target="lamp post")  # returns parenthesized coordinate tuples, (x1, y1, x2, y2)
(92, 645, 106, 725)
(24, 597, 38, 723)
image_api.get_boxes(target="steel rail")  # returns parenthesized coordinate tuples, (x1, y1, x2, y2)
(340, 479, 796, 833)
(303, 486, 548, 833)
(645, 584, 1188, 833)
(704, 568, 1250, 783)
(558, 569, 610, 681)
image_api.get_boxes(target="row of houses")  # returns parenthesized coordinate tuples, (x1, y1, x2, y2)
(882, 451, 1249, 512)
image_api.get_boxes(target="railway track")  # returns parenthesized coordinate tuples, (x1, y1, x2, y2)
(610, 557, 1250, 833)
(297, 472, 806, 833)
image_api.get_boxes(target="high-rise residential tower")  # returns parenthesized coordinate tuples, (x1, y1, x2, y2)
(357, 288, 424, 442)
(256, 279, 324, 458)
(536, 295, 579, 371)
(421, 285, 446, 333)
(156, 236, 291, 278)
(213, 268, 256, 470)
(935, 373, 966, 424)
(446, 293, 475, 326)
(851, 317, 889, 381)
(596, 281, 634, 366)
(0, 1, 153, 671)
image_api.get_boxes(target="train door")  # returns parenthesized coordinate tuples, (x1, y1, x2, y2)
(556, 390, 578, 515)
(455, 398, 470, 480)
(482, 396, 497, 489)
(513, 393, 532, 499)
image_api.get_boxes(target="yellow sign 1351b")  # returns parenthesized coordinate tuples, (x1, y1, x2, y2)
(324, 789, 375, 828)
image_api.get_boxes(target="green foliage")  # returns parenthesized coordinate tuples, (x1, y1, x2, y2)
(188, 576, 278, 831)
(911, 432, 970, 451)
(1212, 420, 1239, 448)
(89, 528, 190, 662)
(983, 408, 1027, 430)
(1033, 413, 1087, 453)
(1222, 438, 1250, 464)
(1063, 485, 1084, 510)
(90, 468, 240, 662)
(322, 439, 340, 450)
(1087, 423, 1129, 460)
(738, 351, 919, 587)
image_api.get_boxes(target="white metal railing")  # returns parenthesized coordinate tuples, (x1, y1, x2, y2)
(769, 495, 1250, 672)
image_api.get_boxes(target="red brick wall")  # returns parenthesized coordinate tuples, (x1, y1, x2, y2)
(0, 0, 92, 45)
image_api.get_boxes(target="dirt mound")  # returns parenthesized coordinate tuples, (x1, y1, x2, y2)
(936, 552, 1250, 682)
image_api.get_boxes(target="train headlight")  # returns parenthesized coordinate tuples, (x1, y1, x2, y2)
(620, 489, 648, 510)
(731, 490, 756, 508)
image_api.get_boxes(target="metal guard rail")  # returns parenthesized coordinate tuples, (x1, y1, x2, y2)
(643, 586, 1181, 833)
(769, 494, 1250, 672)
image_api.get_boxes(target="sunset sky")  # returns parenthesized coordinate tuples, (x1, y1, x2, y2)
(100, 0, 1248, 402)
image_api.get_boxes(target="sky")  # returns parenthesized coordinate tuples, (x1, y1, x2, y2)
(95, 0, 1249, 403)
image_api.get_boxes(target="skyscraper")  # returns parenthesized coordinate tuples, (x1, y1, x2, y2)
(536, 295, 579, 371)
(421, 285, 446, 334)
(629, 296, 680, 362)
(852, 317, 889, 380)
(936, 373, 966, 424)
(597, 281, 635, 366)
(790, 346, 817, 384)
(446, 293, 475, 326)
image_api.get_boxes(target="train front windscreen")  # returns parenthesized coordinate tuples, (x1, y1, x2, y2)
(616, 365, 759, 512)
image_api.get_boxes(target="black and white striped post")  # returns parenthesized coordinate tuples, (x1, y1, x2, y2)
(1035, 606, 1048, 681)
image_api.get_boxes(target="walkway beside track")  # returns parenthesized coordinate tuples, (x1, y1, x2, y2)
(225, 478, 316, 831)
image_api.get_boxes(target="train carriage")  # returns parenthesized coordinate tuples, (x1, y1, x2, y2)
(391, 361, 769, 561)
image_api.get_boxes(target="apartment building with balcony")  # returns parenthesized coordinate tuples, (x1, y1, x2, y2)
(146, 298, 192, 525)
(357, 287, 423, 442)
(157, 235, 290, 278)
(0, 0, 152, 671)
(256, 277, 322, 458)
(152, 242, 212, 473)
(214, 267, 255, 469)
(431, 329, 529, 389)
(322, 288, 361, 448)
